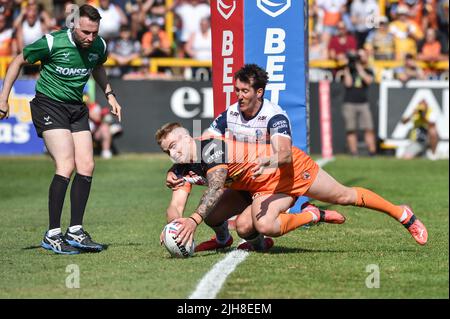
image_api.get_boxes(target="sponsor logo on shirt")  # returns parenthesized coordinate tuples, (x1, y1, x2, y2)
(272, 119, 288, 129)
(44, 116, 53, 126)
(55, 66, 93, 76)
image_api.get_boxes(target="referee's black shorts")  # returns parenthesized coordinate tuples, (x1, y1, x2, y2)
(30, 92, 90, 138)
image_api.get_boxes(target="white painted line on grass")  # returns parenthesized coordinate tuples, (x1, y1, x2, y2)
(316, 157, 335, 168)
(189, 157, 335, 299)
(189, 249, 249, 299)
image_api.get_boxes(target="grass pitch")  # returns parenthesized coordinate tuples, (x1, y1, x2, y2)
(0, 154, 448, 298)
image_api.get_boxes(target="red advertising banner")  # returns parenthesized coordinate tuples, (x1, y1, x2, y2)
(210, 0, 244, 117)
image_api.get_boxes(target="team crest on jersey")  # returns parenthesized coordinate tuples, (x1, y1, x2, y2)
(62, 52, 70, 61)
(88, 53, 99, 62)
(255, 129, 264, 141)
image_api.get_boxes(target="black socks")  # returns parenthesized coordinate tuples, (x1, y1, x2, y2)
(48, 174, 70, 229)
(70, 173, 92, 227)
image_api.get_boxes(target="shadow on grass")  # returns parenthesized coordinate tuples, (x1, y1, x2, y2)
(109, 242, 142, 247)
(264, 246, 344, 254)
(258, 246, 418, 254)
(23, 244, 109, 253)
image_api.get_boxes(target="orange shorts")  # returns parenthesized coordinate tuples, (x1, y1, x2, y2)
(249, 148, 319, 199)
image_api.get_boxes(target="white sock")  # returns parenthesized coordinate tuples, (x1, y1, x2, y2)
(398, 210, 407, 223)
(69, 225, 83, 233)
(47, 228, 62, 237)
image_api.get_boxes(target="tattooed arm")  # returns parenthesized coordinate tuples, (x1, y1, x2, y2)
(193, 167, 228, 221)
(174, 167, 228, 247)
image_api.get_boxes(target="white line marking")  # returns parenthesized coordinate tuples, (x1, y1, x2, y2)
(189, 157, 335, 299)
(316, 157, 335, 167)
(189, 249, 248, 299)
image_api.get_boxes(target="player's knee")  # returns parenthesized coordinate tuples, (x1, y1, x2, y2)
(235, 218, 254, 238)
(335, 188, 355, 205)
(76, 158, 95, 175)
(254, 220, 277, 237)
(55, 159, 75, 176)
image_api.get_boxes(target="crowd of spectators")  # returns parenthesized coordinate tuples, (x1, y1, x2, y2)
(310, 0, 449, 80)
(0, 0, 448, 80)
(0, 0, 212, 79)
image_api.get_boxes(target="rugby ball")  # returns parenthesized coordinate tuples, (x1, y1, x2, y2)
(163, 221, 195, 258)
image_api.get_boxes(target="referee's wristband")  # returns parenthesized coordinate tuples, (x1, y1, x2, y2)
(105, 91, 116, 99)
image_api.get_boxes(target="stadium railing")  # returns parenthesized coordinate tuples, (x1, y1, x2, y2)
(0, 56, 447, 80)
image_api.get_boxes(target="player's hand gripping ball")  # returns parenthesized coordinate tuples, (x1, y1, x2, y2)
(162, 221, 195, 258)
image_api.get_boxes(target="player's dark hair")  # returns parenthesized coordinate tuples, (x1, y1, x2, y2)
(155, 122, 182, 146)
(79, 4, 101, 22)
(234, 64, 269, 93)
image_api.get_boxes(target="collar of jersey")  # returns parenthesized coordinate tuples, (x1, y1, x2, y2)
(241, 99, 264, 122)
(67, 29, 76, 47)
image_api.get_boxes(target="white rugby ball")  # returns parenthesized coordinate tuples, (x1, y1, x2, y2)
(163, 221, 195, 258)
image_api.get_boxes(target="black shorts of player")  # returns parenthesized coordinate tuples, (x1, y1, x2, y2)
(30, 92, 90, 138)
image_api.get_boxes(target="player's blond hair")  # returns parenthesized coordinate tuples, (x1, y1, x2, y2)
(155, 122, 185, 146)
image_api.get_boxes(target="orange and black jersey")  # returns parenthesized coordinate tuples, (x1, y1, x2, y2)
(172, 137, 319, 197)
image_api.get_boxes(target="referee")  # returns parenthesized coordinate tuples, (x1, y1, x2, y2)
(0, 4, 122, 254)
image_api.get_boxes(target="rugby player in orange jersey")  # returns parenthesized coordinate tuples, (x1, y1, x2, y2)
(164, 64, 340, 252)
(156, 123, 428, 250)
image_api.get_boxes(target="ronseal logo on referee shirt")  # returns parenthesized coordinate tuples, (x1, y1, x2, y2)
(55, 66, 93, 76)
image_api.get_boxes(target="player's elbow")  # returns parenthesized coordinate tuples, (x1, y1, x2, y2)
(277, 150, 292, 165)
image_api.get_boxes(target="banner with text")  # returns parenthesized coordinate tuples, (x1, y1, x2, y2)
(211, 1, 308, 151)
(0, 80, 44, 155)
(211, 0, 309, 211)
(211, 0, 244, 117)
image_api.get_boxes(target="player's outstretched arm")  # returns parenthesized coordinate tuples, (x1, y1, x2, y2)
(160, 188, 190, 245)
(0, 54, 27, 120)
(174, 167, 228, 247)
(92, 65, 122, 122)
(252, 135, 292, 178)
(166, 188, 190, 223)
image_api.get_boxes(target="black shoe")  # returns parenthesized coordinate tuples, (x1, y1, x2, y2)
(41, 232, 80, 255)
(65, 228, 104, 251)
